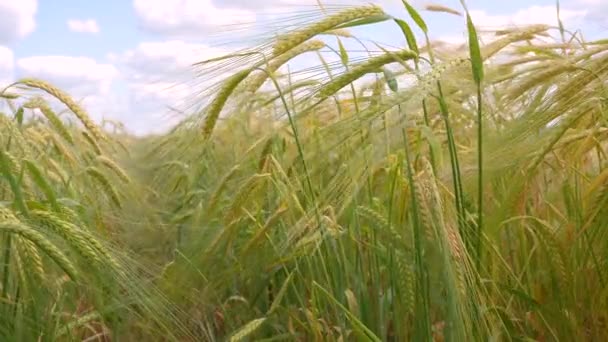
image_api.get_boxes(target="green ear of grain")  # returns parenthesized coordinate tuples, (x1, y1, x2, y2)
(206, 164, 241, 216)
(402, 1, 428, 33)
(202, 69, 253, 138)
(85, 167, 122, 209)
(0, 222, 79, 282)
(337, 38, 349, 65)
(332, 14, 392, 30)
(0, 150, 28, 215)
(23, 159, 60, 212)
(463, 5, 485, 265)
(394, 19, 419, 54)
(267, 272, 294, 314)
(466, 13, 484, 85)
(317, 50, 417, 99)
(30, 209, 122, 272)
(0, 92, 19, 100)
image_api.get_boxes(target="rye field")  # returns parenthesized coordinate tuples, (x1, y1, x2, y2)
(1, 2, 607, 341)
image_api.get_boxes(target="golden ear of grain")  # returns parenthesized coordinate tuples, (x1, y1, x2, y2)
(482, 24, 550, 59)
(412, 174, 438, 242)
(96, 155, 131, 183)
(229, 317, 267, 342)
(85, 167, 123, 208)
(49, 134, 77, 167)
(82, 130, 103, 155)
(325, 28, 353, 38)
(17, 78, 106, 142)
(272, 5, 385, 57)
(1, 150, 21, 176)
(24, 98, 74, 144)
(424, 4, 462, 16)
(0, 114, 32, 155)
(23, 127, 49, 151)
(0, 206, 20, 222)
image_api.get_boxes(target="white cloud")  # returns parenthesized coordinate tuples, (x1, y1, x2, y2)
(125, 82, 192, 134)
(17, 56, 118, 96)
(118, 40, 225, 79)
(428, 4, 588, 47)
(211, 0, 317, 10)
(113, 40, 231, 134)
(0, 0, 37, 44)
(133, 0, 256, 36)
(67, 19, 100, 34)
(9, 56, 120, 130)
(578, 0, 608, 26)
(434, 33, 466, 46)
(80, 92, 132, 130)
(0, 46, 14, 86)
(11, 42, 232, 135)
(469, 5, 586, 30)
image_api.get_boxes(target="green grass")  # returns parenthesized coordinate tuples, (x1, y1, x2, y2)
(1, 2, 608, 341)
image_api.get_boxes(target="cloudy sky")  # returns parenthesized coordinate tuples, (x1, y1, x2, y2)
(0, 0, 605, 135)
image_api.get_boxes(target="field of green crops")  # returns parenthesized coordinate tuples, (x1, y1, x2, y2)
(1, 2, 607, 341)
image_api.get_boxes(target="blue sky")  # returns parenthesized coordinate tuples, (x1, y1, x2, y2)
(0, 0, 606, 135)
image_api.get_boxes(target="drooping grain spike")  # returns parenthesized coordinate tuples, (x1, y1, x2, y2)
(17, 237, 45, 278)
(30, 209, 123, 273)
(317, 49, 417, 100)
(272, 5, 386, 57)
(202, 69, 254, 139)
(82, 130, 103, 155)
(229, 317, 267, 342)
(96, 155, 131, 183)
(17, 78, 106, 142)
(86, 167, 122, 208)
(245, 40, 325, 94)
(25, 98, 74, 144)
(0, 221, 79, 282)
(206, 164, 241, 216)
(23, 159, 60, 211)
(225, 173, 270, 221)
